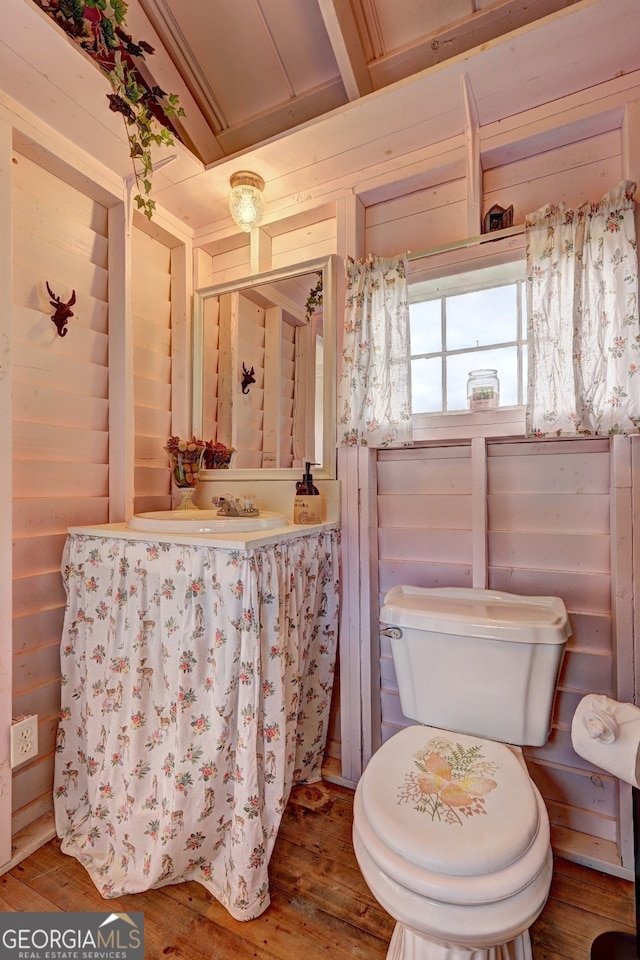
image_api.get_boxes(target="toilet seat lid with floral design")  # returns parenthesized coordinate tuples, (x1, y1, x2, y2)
(361, 724, 541, 877)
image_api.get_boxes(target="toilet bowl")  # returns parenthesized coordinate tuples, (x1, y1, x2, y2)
(352, 587, 570, 960)
(354, 725, 551, 960)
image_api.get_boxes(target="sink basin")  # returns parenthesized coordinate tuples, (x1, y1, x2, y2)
(127, 509, 288, 533)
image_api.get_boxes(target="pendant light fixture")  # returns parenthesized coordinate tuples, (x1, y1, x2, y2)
(228, 171, 265, 232)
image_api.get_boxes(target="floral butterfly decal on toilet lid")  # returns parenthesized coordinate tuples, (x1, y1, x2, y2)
(398, 736, 498, 826)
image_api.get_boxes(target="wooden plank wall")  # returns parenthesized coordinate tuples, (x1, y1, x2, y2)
(487, 439, 617, 863)
(201, 295, 220, 445)
(11, 153, 109, 834)
(279, 319, 295, 467)
(365, 131, 622, 259)
(132, 227, 172, 515)
(377, 444, 473, 733)
(357, 77, 638, 869)
(376, 437, 621, 869)
(232, 294, 299, 470)
(235, 295, 265, 469)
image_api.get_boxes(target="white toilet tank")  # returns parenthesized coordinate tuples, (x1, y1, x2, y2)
(381, 586, 571, 747)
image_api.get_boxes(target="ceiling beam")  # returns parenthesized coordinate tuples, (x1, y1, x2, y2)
(369, 0, 573, 90)
(317, 0, 373, 100)
(214, 79, 348, 157)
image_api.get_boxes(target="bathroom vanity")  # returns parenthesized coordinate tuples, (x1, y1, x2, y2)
(53, 519, 340, 920)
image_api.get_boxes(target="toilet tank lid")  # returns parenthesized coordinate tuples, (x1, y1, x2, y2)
(381, 586, 571, 644)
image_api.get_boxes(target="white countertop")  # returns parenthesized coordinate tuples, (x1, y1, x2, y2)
(67, 520, 339, 550)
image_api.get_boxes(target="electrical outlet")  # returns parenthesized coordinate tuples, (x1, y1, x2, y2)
(11, 714, 38, 768)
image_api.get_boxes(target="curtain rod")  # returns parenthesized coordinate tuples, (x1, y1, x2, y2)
(407, 223, 525, 262)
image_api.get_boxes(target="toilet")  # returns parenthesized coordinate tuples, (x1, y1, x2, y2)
(353, 586, 570, 960)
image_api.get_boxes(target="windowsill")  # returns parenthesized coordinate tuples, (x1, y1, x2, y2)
(412, 406, 526, 442)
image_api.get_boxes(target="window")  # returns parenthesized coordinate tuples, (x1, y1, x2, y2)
(409, 262, 527, 415)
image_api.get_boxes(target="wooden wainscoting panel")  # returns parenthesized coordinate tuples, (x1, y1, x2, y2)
(488, 438, 618, 870)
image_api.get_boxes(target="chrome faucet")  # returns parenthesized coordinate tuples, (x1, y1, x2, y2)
(216, 496, 240, 516)
(216, 496, 259, 517)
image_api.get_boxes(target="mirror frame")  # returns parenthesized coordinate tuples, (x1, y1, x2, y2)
(192, 254, 336, 480)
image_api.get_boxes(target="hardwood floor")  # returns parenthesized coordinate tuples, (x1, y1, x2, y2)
(1, 779, 635, 960)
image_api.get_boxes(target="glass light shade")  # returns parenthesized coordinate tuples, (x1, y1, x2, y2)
(229, 172, 265, 232)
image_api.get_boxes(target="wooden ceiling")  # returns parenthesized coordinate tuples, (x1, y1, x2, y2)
(137, 0, 579, 165)
(3, 0, 640, 234)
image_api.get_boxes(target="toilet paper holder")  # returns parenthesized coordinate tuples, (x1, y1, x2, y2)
(582, 704, 620, 743)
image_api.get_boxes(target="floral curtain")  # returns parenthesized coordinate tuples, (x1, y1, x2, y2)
(338, 254, 413, 447)
(525, 180, 640, 436)
(53, 529, 339, 921)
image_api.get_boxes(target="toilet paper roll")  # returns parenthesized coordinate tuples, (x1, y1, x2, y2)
(571, 694, 640, 787)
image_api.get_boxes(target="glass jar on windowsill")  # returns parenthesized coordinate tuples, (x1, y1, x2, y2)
(467, 369, 500, 412)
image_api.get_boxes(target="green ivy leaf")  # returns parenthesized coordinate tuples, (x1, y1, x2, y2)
(59, 0, 86, 21)
(100, 15, 120, 51)
(135, 195, 156, 220)
(124, 80, 144, 104)
(110, 53, 126, 83)
(110, 0, 129, 25)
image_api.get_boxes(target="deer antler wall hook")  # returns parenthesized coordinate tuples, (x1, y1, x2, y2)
(46, 282, 76, 337)
(241, 363, 256, 394)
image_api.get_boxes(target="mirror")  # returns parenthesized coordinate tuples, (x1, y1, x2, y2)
(192, 255, 336, 480)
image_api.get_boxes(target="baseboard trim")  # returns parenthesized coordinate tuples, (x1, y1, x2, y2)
(0, 812, 56, 876)
(322, 755, 357, 790)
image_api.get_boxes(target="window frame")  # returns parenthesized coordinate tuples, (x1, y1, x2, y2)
(407, 234, 527, 442)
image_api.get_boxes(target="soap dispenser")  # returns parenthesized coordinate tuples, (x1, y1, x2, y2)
(293, 462, 322, 524)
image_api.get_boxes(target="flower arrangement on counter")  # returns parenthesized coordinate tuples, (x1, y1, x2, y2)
(164, 437, 236, 487)
(164, 436, 206, 488)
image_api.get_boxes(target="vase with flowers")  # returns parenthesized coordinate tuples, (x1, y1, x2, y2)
(164, 436, 206, 510)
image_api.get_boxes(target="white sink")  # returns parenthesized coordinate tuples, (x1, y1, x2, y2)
(127, 509, 288, 533)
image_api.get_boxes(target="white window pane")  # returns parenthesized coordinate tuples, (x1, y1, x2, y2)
(410, 300, 441, 355)
(412, 357, 442, 413)
(445, 355, 472, 411)
(447, 285, 517, 350)
(447, 346, 518, 410)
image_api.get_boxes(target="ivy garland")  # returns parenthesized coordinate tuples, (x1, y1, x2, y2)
(305, 273, 323, 321)
(32, 0, 185, 219)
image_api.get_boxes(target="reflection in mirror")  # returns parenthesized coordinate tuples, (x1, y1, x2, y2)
(192, 256, 336, 480)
